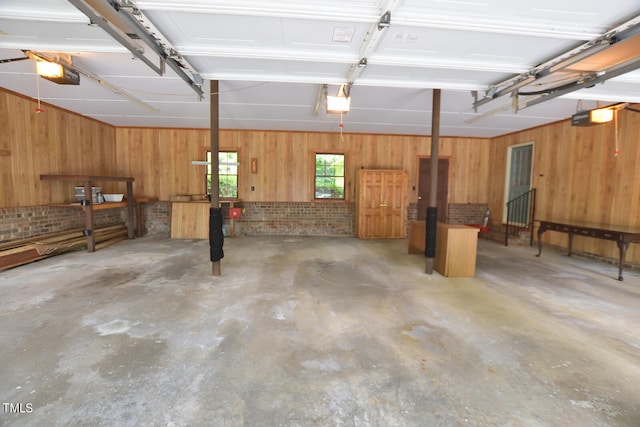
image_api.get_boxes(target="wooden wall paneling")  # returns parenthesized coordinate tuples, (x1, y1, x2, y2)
(617, 110, 640, 260)
(0, 91, 492, 225)
(276, 133, 293, 201)
(232, 130, 253, 201)
(490, 114, 640, 265)
(0, 91, 489, 229)
(1, 89, 117, 207)
(0, 92, 15, 207)
(260, 132, 276, 201)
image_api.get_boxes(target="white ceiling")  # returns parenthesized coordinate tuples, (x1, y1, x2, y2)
(1, 0, 640, 137)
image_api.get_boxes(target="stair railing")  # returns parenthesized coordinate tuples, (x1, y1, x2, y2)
(504, 188, 536, 247)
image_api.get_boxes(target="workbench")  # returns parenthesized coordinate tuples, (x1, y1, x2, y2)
(40, 174, 135, 252)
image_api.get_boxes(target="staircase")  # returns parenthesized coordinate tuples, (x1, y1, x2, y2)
(503, 188, 536, 247)
(480, 223, 532, 246)
(478, 189, 536, 246)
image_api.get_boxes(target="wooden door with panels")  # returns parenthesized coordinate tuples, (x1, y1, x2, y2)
(355, 169, 408, 239)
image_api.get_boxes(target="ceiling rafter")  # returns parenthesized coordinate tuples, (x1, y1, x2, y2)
(67, 0, 204, 99)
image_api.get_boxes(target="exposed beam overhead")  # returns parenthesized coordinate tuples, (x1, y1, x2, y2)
(67, 0, 164, 74)
(113, 2, 204, 99)
(346, 0, 401, 83)
(67, 0, 204, 99)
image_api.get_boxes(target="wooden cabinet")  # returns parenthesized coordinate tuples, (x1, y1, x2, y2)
(408, 220, 426, 254)
(355, 169, 408, 239)
(433, 223, 479, 277)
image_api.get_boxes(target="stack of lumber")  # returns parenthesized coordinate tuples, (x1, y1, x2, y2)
(0, 224, 128, 271)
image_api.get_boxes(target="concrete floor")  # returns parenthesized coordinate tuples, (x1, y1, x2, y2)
(0, 235, 639, 427)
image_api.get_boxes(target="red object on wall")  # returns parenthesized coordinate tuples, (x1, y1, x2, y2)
(229, 207, 242, 219)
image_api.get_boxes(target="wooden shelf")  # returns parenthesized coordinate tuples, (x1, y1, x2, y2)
(40, 174, 134, 183)
(57, 202, 128, 210)
(40, 174, 135, 252)
(87, 202, 128, 211)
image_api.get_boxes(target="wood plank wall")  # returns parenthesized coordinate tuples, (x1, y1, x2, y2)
(2, 89, 489, 209)
(489, 109, 640, 262)
(6, 86, 640, 264)
(114, 128, 491, 205)
(0, 89, 118, 207)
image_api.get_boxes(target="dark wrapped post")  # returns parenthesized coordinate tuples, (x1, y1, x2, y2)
(425, 207, 437, 257)
(209, 208, 224, 262)
(425, 88, 441, 274)
(210, 80, 222, 276)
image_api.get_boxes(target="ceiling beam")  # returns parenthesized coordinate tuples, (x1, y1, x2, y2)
(67, 0, 164, 74)
(113, 3, 204, 99)
(346, 0, 400, 83)
(67, 0, 204, 99)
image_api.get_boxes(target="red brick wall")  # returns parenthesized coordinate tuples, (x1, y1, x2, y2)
(447, 203, 489, 225)
(0, 205, 126, 243)
(140, 202, 170, 237)
(239, 201, 354, 236)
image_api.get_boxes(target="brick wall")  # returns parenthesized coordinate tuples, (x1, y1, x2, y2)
(0, 205, 126, 243)
(407, 203, 418, 222)
(142, 201, 170, 237)
(447, 203, 489, 225)
(239, 201, 354, 236)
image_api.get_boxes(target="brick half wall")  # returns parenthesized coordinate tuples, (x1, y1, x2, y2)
(447, 203, 489, 225)
(0, 205, 127, 243)
(240, 201, 354, 236)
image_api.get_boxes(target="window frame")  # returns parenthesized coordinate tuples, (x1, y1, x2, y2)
(206, 149, 239, 200)
(313, 151, 347, 201)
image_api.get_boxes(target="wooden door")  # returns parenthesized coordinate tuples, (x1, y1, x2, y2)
(383, 170, 408, 238)
(358, 170, 386, 238)
(356, 169, 407, 239)
(417, 158, 449, 222)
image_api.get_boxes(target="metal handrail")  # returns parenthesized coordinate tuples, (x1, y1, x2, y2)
(505, 188, 536, 246)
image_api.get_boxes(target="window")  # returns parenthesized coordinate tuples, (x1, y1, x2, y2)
(314, 153, 345, 199)
(206, 151, 238, 199)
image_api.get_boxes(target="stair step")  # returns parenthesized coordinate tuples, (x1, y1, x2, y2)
(481, 224, 533, 246)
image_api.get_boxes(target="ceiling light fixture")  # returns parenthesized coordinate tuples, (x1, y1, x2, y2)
(326, 84, 351, 114)
(36, 61, 63, 78)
